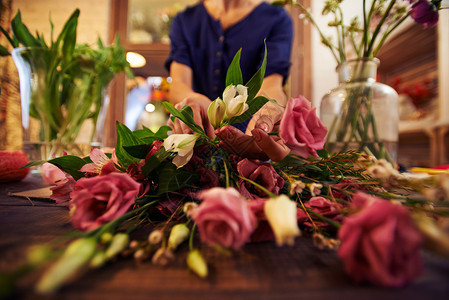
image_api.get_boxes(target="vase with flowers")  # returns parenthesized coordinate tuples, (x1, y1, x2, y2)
(276, 0, 446, 163)
(0, 9, 132, 166)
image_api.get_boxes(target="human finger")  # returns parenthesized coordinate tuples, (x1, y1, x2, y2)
(216, 126, 268, 161)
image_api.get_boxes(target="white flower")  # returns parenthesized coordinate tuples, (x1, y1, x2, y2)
(207, 97, 226, 129)
(308, 183, 323, 197)
(264, 195, 301, 246)
(164, 134, 200, 168)
(222, 84, 249, 118)
(289, 180, 306, 195)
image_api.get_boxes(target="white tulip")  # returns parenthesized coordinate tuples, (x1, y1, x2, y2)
(207, 97, 226, 129)
(222, 84, 249, 118)
(264, 195, 301, 246)
(164, 134, 200, 168)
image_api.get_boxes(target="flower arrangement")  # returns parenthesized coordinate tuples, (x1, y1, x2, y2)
(274, 0, 446, 163)
(0, 10, 132, 159)
(4, 45, 449, 296)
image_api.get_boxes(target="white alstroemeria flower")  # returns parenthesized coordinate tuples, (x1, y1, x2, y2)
(222, 84, 249, 118)
(164, 134, 200, 168)
(207, 97, 226, 129)
(264, 195, 301, 246)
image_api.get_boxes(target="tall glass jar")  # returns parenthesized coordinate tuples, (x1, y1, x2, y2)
(320, 58, 399, 163)
(11, 47, 107, 163)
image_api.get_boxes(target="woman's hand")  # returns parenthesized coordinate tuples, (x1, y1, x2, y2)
(168, 96, 216, 139)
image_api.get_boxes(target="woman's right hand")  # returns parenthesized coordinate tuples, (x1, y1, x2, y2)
(168, 96, 215, 139)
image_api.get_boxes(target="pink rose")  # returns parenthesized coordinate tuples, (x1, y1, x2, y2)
(69, 173, 141, 231)
(247, 198, 275, 242)
(279, 95, 327, 158)
(190, 187, 257, 250)
(297, 196, 342, 228)
(237, 158, 284, 199)
(338, 192, 423, 287)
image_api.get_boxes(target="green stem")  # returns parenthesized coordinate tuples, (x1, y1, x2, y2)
(373, 12, 410, 57)
(306, 209, 341, 229)
(365, 0, 396, 57)
(189, 223, 197, 251)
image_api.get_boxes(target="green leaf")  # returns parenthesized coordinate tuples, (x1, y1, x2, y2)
(163, 102, 206, 136)
(60, 9, 80, 61)
(123, 144, 153, 159)
(156, 161, 199, 195)
(0, 26, 18, 48)
(133, 125, 171, 142)
(228, 96, 269, 125)
(116, 122, 144, 167)
(0, 45, 10, 56)
(245, 41, 267, 101)
(142, 147, 169, 176)
(47, 155, 88, 180)
(11, 10, 41, 47)
(22, 160, 47, 168)
(317, 149, 330, 159)
(225, 48, 243, 87)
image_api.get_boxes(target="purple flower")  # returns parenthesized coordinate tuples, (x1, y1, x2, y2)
(410, 0, 440, 28)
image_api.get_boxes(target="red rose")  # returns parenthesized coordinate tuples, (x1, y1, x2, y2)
(338, 192, 423, 287)
(237, 158, 284, 199)
(279, 95, 327, 158)
(297, 196, 342, 228)
(190, 187, 257, 250)
(69, 173, 141, 231)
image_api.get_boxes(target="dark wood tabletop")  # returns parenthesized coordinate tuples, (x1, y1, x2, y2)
(1, 174, 449, 300)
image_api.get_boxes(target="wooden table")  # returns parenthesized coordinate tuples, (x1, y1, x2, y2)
(1, 175, 449, 299)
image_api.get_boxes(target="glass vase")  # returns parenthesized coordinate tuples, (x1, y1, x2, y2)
(11, 47, 107, 164)
(320, 58, 398, 163)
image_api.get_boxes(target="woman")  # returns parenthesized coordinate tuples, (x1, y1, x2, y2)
(166, 0, 293, 161)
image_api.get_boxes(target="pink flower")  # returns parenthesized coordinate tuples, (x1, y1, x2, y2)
(41, 163, 66, 185)
(338, 192, 423, 287)
(80, 149, 117, 175)
(190, 187, 257, 250)
(195, 167, 220, 189)
(69, 173, 141, 231)
(297, 197, 342, 228)
(279, 95, 327, 158)
(410, 0, 439, 28)
(247, 198, 275, 242)
(237, 158, 284, 199)
(50, 175, 76, 204)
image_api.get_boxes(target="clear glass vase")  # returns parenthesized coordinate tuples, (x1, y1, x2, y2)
(11, 47, 107, 164)
(320, 58, 398, 163)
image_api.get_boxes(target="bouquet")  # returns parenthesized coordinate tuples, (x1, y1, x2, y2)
(3, 43, 449, 296)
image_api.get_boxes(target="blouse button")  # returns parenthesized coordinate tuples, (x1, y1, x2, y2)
(213, 86, 218, 92)
(219, 36, 224, 42)
(216, 51, 222, 57)
(214, 69, 220, 75)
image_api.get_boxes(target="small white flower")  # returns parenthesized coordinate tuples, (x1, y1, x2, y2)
(289, 180, 306, 195)
(207, 98, 226, 129)
(183, 202, 198, 215)
(148, 229, 163, 245)
(264, 195, 301, 246)
(222, 84, 249, 118)
(164, 134, 200, 168)
(308, 183, 323, 197)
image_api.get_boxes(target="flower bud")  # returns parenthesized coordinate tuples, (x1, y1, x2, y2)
(222, 84, 249, 118)
(168, 224, 190, 250)
(207, 98, 226, 129)
(264, 195, 301, 246)
(100, 232, 113, 244)
(183, 202, 198, 215)
(186, 249, 208, 278)
(105, 233, 129, 259)
(152, 247, 174, 266)
(27, 244, 52, 266)
(148, 229, 164, 245)
(36, 238, 97, 294)
(90, 251, 107, 268)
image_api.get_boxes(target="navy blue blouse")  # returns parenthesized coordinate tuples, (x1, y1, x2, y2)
(165, 2, 293, 101)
